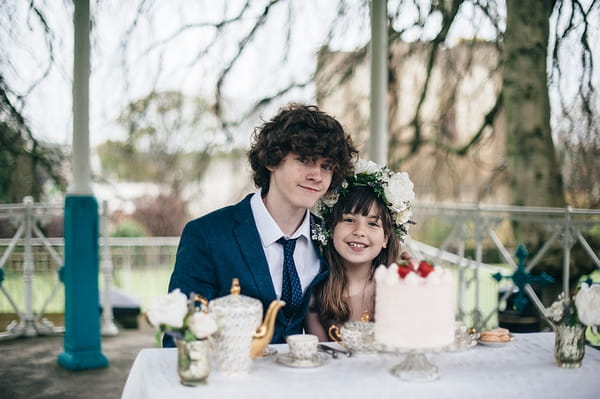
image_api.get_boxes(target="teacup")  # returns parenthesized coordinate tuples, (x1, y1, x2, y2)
(286, 334, 319, 361)
(328, 321, 375, 353)
(454, 321, 472, 348)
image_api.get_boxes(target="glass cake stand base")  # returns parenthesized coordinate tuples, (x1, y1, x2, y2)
(389, 351, 440, 382)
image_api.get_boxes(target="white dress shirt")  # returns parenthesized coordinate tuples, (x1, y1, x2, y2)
(250, 191, 321, 298)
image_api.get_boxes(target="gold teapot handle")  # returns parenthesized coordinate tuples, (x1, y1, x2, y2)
(230, 278, 241, 295)
(193, 294, 209, 312)
(328, 324, 342, 342)
(360, 310, 370, 323)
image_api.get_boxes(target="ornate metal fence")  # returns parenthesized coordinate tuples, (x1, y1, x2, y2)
(0, 198, 180, 340)
(0, 197, 65, 338)
(409, 203, 600, 331)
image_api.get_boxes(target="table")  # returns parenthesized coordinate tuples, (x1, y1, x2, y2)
(122, 333, 600, 399)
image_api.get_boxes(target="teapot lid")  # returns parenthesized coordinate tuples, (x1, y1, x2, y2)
(209, 278, 262, 313)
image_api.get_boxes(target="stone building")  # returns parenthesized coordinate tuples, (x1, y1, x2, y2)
(315, 40, 510, 204)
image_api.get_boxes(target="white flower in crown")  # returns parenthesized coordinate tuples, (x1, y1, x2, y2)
(394, 208, 413, 226)
(321, 191, 340, 208)
(353, 158, 380, 175)
(316, 158, 415, 242)
(384, 171, 415, 212)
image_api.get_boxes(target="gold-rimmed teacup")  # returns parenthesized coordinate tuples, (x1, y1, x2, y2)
(328, 321, 375, 354)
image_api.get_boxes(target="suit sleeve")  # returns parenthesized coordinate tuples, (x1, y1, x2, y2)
(167, 220, 219, 301)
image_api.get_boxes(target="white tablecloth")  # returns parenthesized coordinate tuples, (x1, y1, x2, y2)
(122, 333, 600, 399)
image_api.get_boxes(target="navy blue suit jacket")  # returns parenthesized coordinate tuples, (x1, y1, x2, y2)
(165, 194, 329, 346)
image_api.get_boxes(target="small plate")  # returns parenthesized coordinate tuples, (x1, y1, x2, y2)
(337, 341, 377, 355)
(478, 335, 515, 347)
(276, 352, 330, 368)
(448, 338, 478, 352)
(348, 348, 377, 355)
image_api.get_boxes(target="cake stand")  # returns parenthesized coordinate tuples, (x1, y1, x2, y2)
(376, 342, 453, 382)
(390, 349, 440, 381)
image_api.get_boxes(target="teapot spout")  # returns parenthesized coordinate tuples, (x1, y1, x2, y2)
(250, 300, 285, 359)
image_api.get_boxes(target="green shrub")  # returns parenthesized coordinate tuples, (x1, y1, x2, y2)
(112, 219, 147, 237)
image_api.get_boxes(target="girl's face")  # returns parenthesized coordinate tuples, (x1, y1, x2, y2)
(332, 202, 387, 269)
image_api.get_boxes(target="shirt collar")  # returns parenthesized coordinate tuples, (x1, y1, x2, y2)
(250, 190, 311, 246)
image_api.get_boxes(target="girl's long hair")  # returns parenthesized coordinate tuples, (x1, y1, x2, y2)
(311, 187, 400, 323)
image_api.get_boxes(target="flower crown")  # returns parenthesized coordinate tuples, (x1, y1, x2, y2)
(313, 158, 415, 245)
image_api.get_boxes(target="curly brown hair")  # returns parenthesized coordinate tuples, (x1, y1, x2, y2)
(248, 103, 357, 194)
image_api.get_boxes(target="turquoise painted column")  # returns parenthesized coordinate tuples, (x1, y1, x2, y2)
(58, 196, 108, 369)
(58, 0, 108, 370)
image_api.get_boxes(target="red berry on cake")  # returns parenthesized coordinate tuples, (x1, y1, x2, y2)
(397, 263, 413, 278)
(417, 260, 434, 277)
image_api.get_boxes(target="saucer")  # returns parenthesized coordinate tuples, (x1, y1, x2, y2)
(276, 352, 330, 368)
(448, 338, 478, 352)
(348, 348, 377, 355)
(340, 343, 377, 355)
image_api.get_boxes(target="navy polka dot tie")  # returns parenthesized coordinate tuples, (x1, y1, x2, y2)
(277, 237, 302, 321)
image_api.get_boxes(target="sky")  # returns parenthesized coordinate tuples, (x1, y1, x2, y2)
(6, 1, 353, 147)
(3, 0, 508, 150)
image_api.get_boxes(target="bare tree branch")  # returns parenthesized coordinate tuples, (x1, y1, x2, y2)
(214, 0, 285, 118)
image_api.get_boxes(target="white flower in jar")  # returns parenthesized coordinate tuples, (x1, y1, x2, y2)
(146, 289, 188, 328)
(546, 298, 566, 322)
(188, 311, 218, 339)
(575, 283, 600, 326)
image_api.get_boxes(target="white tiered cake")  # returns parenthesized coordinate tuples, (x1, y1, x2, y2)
(374, 261, 456, 349)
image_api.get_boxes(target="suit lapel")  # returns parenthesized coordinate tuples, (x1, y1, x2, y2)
(232, 199, 331, 327)
(232, 196, 277, 302)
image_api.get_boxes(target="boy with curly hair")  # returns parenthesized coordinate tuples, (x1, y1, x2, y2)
(166, 103, 357, 345)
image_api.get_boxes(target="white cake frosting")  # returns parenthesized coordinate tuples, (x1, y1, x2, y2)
(374, 263, 456, 349)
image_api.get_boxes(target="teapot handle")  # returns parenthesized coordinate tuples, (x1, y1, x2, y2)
(192, 294, 209, 312)
(328, 324, 342, 342)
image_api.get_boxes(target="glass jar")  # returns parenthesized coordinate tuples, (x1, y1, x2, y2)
(554, 323, 586, 368)
(176, 338, 210, 386)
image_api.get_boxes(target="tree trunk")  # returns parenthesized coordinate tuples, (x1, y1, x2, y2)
(503, 0, 565, 211)
(503, 0, 567, 287)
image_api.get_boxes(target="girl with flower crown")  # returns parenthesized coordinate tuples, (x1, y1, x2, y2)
(305, 159, 416, 341)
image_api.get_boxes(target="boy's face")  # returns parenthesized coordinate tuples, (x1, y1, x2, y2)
(267, 153, 333, 211)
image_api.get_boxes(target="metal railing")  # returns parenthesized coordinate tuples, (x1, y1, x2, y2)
(0, 197, 126, 338)
(409, 203, 600, 331)
(0, 197, 65, 338)
(1, 199, 599, 338)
